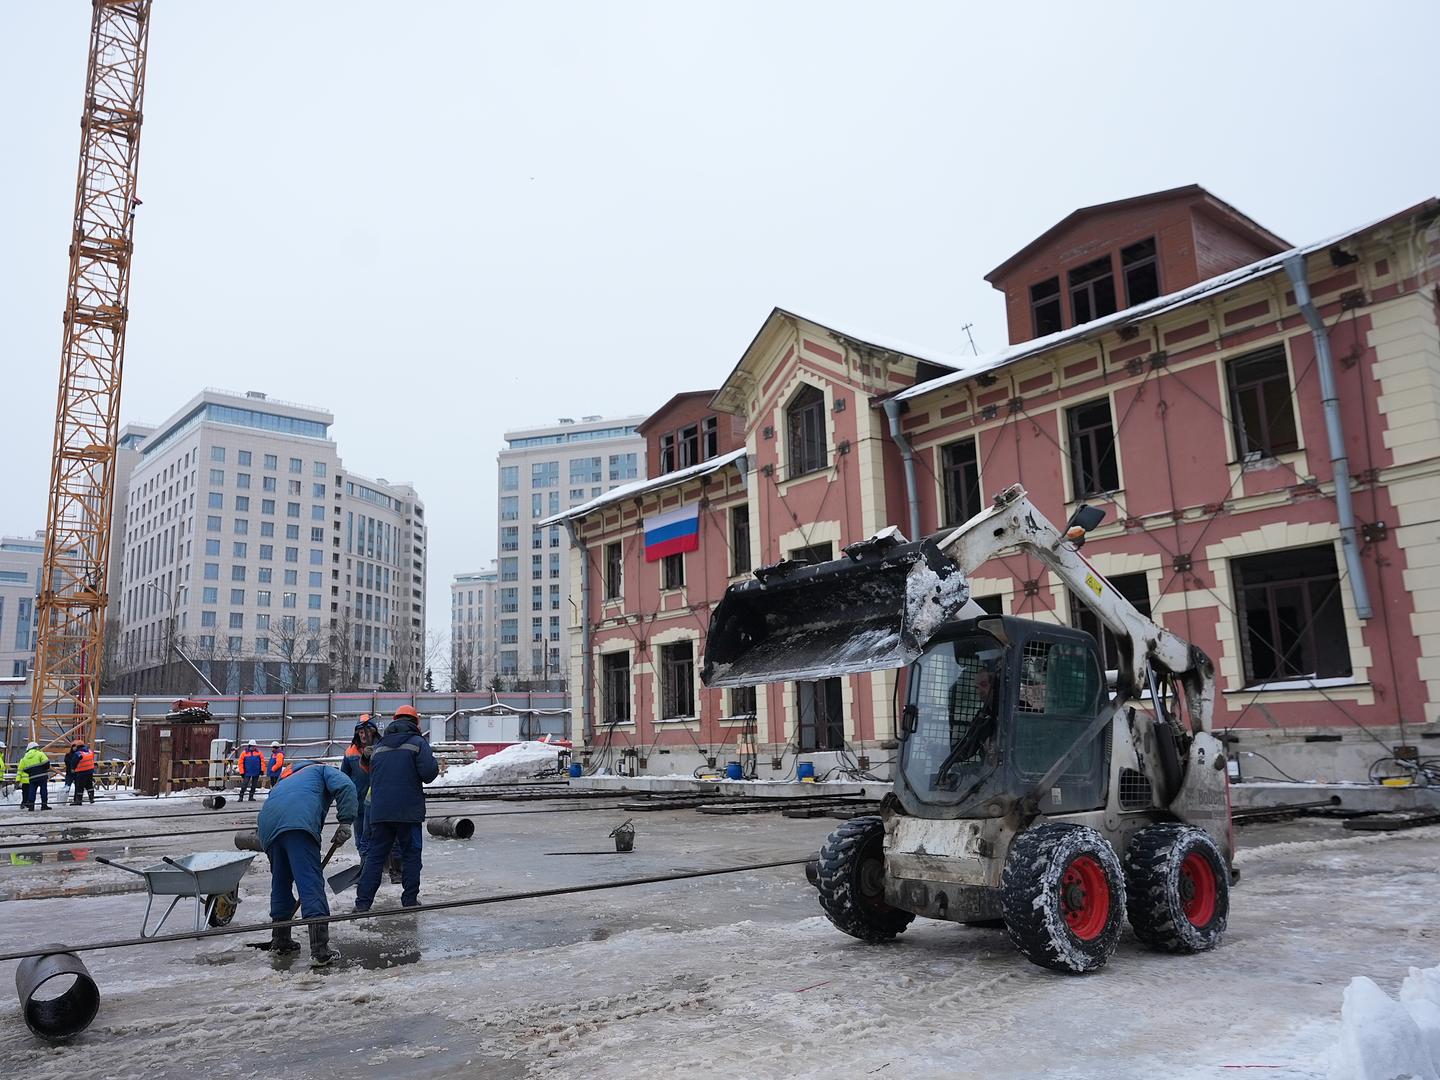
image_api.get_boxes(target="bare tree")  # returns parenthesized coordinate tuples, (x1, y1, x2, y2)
(327, 611, 362, 692)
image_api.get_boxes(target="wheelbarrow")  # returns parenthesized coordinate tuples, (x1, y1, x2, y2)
(97, 852, 256, 937)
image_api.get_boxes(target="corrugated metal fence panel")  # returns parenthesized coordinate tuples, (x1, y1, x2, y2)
(4, 691, 571, 760)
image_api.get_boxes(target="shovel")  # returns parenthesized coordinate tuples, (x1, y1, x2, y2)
(324, 831, 363, 897)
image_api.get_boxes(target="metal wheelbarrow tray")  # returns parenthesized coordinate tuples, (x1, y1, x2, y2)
(97, 852, 256, 937)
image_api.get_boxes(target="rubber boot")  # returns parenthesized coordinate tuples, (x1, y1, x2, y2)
(309, 923, 334, 968)
(271, 925, 301, 954)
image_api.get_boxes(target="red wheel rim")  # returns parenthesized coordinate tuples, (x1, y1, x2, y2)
(1179, 851, 1217, 927)
(1060, 854, 1110, 941)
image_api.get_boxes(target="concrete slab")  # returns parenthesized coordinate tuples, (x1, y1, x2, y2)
(570, 775, 878, 798)
(1229, 780, 1440, 812)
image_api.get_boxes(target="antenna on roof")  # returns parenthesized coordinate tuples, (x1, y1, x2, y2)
(961, 323, 979, 355)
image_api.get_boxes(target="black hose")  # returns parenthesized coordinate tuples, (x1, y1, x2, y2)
(0, 856, 811, 965)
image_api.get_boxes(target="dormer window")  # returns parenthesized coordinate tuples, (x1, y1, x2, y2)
(1068, 255, 1117, 324)
(1122, 237, 1160, 305)
(1031, 277, 1062, 337)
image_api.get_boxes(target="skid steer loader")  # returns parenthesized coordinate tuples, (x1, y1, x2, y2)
(701, 484, 1232, 973)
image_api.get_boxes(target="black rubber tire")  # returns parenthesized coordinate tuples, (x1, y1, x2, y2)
(1124, 823, 1229, 953)
(815, 816, 915, 943)
(207, 891, 240, 928)
(1000, 823, 1125, 974)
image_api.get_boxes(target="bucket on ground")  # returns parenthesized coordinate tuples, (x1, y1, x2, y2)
(610, 819, 635, 853)
(426, 817, 475, 840)
(15, 948, 99, 1041)
(568, 762, 583, 778)
(796, 761, 816, 781)
(725, 762, 744, 780)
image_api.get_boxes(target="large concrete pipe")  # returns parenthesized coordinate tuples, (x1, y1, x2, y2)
(426, 817, 475, 840)
(16, 949, 100, 1041)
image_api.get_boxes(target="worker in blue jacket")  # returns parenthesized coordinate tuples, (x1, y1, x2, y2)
(353, 705, 438, 912)
(339, 715, 380, 859)
(254, 760, 356, 966)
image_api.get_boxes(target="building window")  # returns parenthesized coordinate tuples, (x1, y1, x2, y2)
(660, 433, 677, 474)
(660, 641, 695, 719)
(263, 454, 277, 470)
(1227, 346, 1299, 459)
(289, 457, 302, 474)
(604, 542, 623, 600)
(730, 505, 751, 576)
(1069, 571, 1150, 674)
(728, 685, 756, 717)
(1068, 254, 1117, 325)
(797, 677, 844, 751)
(608, 453, 638, 481)
(500, 465, 519, 492)
(1122, 237, 1160, 306)
(941, 437, 981, 527)
(236, 473, 251, 490)
(601, 651, 631, 723)
(790, 543, 833, 565)
(786, 384, 827, 478)
(662, 552, 685, 590)
(238, 450, 251, 466)
(532, 461, 559, 487)
(1233, 545, 1351, 686)
(211, 446, 225, 462)
(263, 476, 276, 492)
(1030, 276, 1062, 337)
(702, 416, 719, 460)
(1066, 398, 1119, 497)
(501, 526, 518, 552)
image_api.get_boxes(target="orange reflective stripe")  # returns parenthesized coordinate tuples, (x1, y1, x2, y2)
(76, 751, 96, 772)
(345, 745, 360, 757)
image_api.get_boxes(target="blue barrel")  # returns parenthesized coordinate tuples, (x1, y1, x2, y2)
(796, 761, 816, 781)
(568, 763, 583, 778)
(725, 762, 744, 780)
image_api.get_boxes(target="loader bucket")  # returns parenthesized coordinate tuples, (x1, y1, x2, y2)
(701, 535, 974, 688)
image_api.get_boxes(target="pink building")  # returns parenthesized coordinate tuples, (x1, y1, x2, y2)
(547, 189, 1440, 780)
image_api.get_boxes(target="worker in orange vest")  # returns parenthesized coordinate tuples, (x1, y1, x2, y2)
(236, 740, 265, 801)
(267, 742, 286, 787)
(70, 742, 97, 805)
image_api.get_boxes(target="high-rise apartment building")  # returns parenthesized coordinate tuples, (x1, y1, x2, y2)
(450, 565, 496, 689)
(0, 533, 44, 687)
(496, 416, 645, 684)
(113, 389, 425, 694)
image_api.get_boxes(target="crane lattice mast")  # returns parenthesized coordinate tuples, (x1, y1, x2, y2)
(31, 0, 154, 749)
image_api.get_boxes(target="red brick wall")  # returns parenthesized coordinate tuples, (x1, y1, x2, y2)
(641, 396, 745, 478)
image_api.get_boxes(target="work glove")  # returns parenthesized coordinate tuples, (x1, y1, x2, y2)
(333, 824, 353, 844)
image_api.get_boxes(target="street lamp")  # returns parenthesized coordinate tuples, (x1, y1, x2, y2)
(139, 579, 187, 690)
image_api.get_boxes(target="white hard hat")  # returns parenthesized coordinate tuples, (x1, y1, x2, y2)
(27, 741, 39, 750)
(271, 741, 280, 747)
(246, 740, 256, 746)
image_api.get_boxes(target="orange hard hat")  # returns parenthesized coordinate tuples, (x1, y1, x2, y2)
(394, 705, 419, 720)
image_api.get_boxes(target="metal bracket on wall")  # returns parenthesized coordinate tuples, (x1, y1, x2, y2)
(1023, 579, 1041, 597)
(1361, 521, 1388, 544)
(980, 403, 998, 421)
(1008, 397, 1024, 415)
(762, 426, 774, 440)
(1172, 553, 1193, 573)
(1148, 350, 1169, 371)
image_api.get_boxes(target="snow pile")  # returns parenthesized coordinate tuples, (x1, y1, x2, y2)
(1328, 967, 1440, 1080)
(429, 741, 562, 786)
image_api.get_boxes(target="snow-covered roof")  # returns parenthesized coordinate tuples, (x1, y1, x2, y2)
(537, 448, 747, 527)
(895, 202, 1434, 404)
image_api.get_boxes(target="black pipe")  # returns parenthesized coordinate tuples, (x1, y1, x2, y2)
(234, 830, 263, 852)
(15, 948, 100, 1041)
(426, 817, 475, 840)
(202, 795, 226, 810)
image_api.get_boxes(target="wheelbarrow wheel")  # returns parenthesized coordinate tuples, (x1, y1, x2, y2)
(207, 891, 240, 927)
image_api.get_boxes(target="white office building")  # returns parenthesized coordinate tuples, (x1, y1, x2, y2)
(450, 565, 497, 689)
(0, 534, 43, 690)
(496, 416, 645, 684)
(113, 389, 426, 694)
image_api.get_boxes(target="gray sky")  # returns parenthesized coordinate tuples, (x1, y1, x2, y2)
(3, 1, 1435, 655)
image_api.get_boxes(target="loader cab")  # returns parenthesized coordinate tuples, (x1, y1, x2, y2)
(897, 615, 1109, 819)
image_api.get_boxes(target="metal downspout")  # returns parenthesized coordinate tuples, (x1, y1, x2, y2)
(563, 521, 594, 745)
(1283, 254, 1373, 619)
(881, 398, 922, 541)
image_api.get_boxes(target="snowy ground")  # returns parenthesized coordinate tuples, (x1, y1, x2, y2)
(0, 793, 1436, 1079)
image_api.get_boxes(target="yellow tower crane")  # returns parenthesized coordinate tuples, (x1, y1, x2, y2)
(30, 0, 155, 749)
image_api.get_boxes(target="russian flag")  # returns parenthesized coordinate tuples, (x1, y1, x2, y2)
(643, 503, 702, 562)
